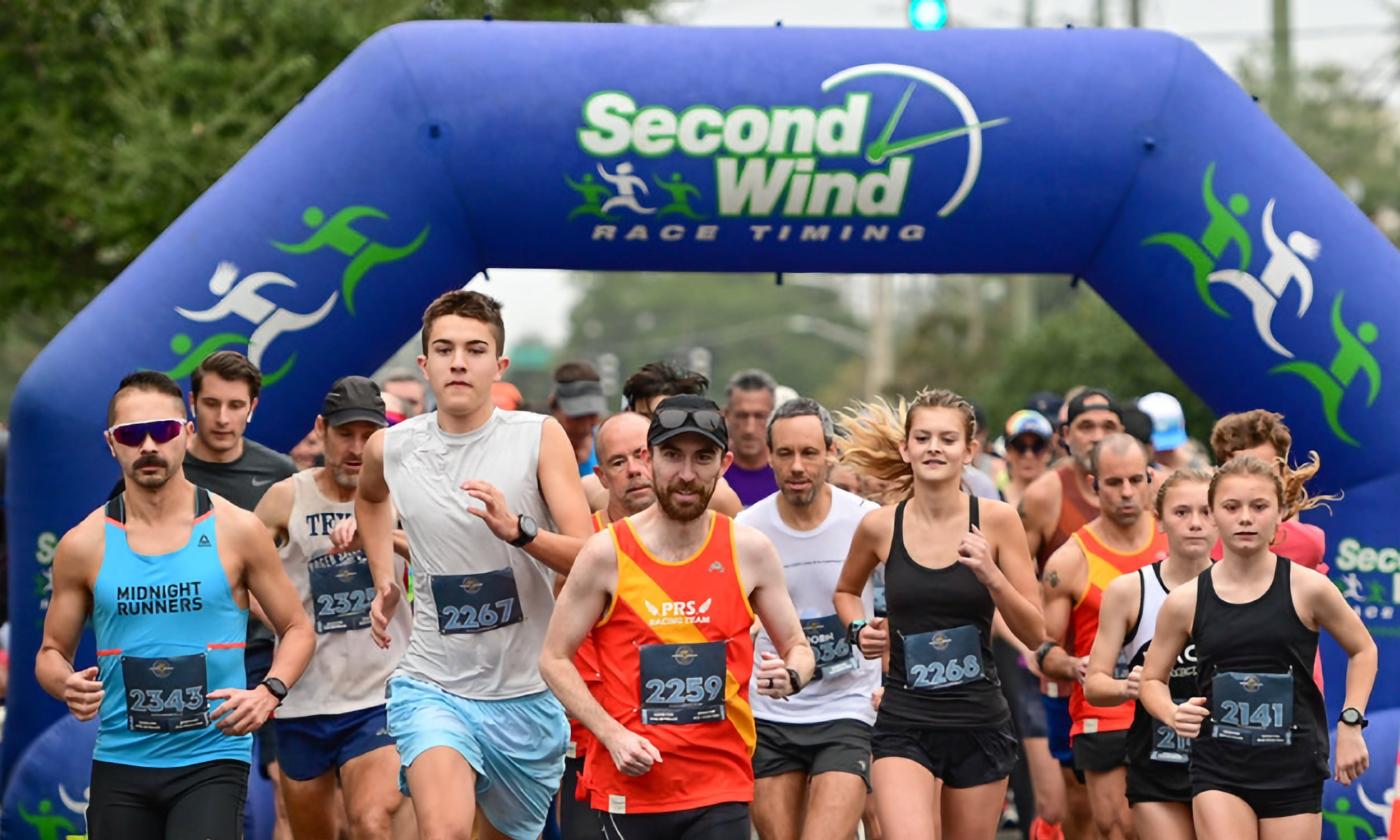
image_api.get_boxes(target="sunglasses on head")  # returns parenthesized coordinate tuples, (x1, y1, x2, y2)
(654, 407, 725, 433)
(1007, 436, 1048, 455)
(108, 418, 186, 447)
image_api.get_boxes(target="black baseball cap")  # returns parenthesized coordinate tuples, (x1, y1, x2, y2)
(1026, 390, 1064, 420)
(322, 376, 387, 427)
(647, 395, 728, 451)
(1064, 388, 1121, 427)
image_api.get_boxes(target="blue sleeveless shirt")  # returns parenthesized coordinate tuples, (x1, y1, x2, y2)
(92, 488, 251, 767)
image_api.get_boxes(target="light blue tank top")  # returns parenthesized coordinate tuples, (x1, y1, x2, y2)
(92, 488, 251, 767)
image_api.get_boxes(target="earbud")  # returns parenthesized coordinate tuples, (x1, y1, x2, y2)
(1092, 477, 1100, 492)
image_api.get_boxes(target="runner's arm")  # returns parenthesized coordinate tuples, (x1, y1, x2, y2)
(539, 533, 626, 742)
(1084, 573, 1137, 706)
(833, 507, 888, 626)
(983, 501, 1044, 649)
(1139, 583, 1202, 734)
(1038, 541, 1085, 682)
(525, 417, 592, 575)
(1017, 471, 1057, 560)
(36, 520, 98, 706)
(247, 478, 294, 628)
(237, 506, 313, 691)
(1302, 567, 1376, 717)
(739, 525, 815, 690)
(1300, 567, 1377, 783)
(356, 431, 399, 597)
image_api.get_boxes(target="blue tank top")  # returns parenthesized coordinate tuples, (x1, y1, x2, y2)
(92, 488, 252, 767)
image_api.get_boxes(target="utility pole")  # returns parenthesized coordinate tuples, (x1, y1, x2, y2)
(865, 275, 895, 399)
(1272, 0, 1294, 124)
(1024, 0, 1036, 27)
(1009, 275, 1036, 341)
(1127, 0, 1142, 27)
(1094, 0, 1107, 27)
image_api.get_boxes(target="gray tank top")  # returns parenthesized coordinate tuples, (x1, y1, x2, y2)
(385, 410, 557, 699)
(279, 470, 409, 718)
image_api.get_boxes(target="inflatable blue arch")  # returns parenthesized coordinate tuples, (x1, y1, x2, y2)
(6, 21, 1399, 835)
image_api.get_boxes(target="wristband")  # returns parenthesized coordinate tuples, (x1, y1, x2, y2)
(1034, 641, 1059, 670)
(785, 667, 804, 695)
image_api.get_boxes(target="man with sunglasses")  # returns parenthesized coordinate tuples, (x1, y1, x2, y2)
(541, 395, 815, 839)
(583, 360, 741, 516)
(37, 371, 313, 839)
(252, 376, 413, 839)
(1000, 410, 1054, 508)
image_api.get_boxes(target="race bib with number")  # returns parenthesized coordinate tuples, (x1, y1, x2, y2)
(803, 614, 855, 680)
(1211, 671, 1294, 747)
(121, 653, 209, 733)
(903, 624, 984, 691)
(639, 641, 727, 725)
(431, 569, 523, 635)
(309, 552, 375, 633)
(1150, 703, 1192, 764)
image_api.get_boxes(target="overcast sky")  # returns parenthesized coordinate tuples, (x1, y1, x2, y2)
(479, 0, 1396, 347)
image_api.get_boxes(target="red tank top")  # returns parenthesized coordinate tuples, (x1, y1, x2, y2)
(1038, 465, 1098, 573)
(567, 512, 610, 762)
(582, 513, 757, 814)
(1068, 522, 1168, 739)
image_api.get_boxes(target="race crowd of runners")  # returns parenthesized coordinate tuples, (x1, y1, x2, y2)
(35, 288, 1378, 840)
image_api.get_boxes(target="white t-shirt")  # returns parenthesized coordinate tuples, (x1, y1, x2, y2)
(739, 486, 880, 726)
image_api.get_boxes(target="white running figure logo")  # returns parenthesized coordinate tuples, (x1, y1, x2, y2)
(597, 162, 656, 215)
(175, 261, 339, 371)
(1206, 199, 1318, 359)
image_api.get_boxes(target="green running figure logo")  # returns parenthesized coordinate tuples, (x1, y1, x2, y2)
(1144, 163, 1381, 446)
(273, 205, 430, 315)
(163, 204, 429, 387)
(1322, 796, 1379, 840)
(18, 799, 76, 840)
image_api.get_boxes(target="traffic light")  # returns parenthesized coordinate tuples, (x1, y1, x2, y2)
(908, 0, 949, 30)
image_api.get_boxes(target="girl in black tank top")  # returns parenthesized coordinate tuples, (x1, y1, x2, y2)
(1140, 457, 1377, 834)
(834, 390, 1044, 840)
(881, 495, 1009, 727)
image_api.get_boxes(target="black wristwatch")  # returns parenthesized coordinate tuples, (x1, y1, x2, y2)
(846, 619, 868, 646)
(1034, 641, 1059, 670)
(260, 677, 288, 706)
(785, 668, 804, 696)
(509, 514, 538, 548)
(1339, 707, 1369, 729)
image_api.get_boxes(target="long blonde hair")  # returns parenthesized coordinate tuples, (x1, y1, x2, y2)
(835, 389, 976, 504)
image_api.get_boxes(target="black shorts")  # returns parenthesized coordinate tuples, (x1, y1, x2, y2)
(244, 638, 277, 773)
(558, 755, 594, 840)
(1192, 779, 1323, 819)
(1126, 759, 1191, 805)
(753, 718, 873, 788)
(1072, 730, 1129, 774)
(596, 802, 750, 840)
(871, 722, 1018, 789)
(88, 758, 249, 840)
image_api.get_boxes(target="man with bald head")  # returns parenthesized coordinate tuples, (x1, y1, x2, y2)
(1038, 433, 1168, 840)
(591, 412, 657, 524)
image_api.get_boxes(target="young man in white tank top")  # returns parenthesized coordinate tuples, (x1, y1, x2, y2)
(740, 399, 880, 840)
(357, 291, 593, 840)
(253, 377, 414, 839)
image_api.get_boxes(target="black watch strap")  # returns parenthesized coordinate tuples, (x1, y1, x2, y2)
(785, 667, 803, 695)
(260, 677, 288, 704)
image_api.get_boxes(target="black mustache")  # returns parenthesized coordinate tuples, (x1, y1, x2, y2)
(134, 454, 168, 470)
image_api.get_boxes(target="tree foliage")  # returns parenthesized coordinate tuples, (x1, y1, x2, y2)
(0, 0, 659, 415)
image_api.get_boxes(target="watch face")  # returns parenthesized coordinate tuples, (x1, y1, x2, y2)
(520, 515, 538, 538)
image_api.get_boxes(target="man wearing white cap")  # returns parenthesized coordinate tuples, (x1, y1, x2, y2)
(1135, 393, 1201, 471)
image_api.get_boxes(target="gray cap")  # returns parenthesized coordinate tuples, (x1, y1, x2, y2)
(322, 376, 387, 427)
(554, 379, 607, 418)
